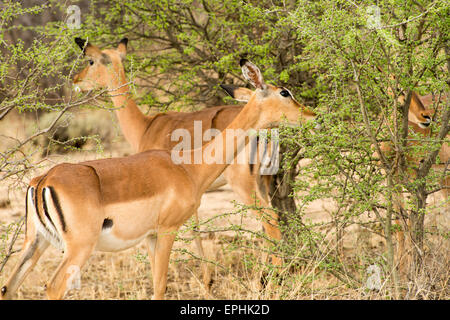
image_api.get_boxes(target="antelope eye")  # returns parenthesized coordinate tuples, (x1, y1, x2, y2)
(88, 60, 94, 66)
(280, 90, 290, 97)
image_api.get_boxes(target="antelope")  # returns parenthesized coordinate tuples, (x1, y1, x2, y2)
(0, 59, 316, 300)
(71, 38, 282, 278)
(379, 91, 449, 275)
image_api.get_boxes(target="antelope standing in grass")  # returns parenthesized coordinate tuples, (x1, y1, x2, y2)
(0, 59, 316, 300)
(72, 38, 283, 277)
(380, 91, 449, 275)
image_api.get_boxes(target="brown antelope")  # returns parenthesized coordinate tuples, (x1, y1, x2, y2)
(0, 59, 316, 300)
(71, 38, 282, 277)
(380, 91, 449, 275)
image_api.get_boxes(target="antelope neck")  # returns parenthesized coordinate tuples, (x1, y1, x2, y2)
(184, 102, 261, 194)
(108, 81, 149, 152)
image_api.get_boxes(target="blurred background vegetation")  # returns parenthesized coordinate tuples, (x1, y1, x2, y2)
(0, 0, 448, 299)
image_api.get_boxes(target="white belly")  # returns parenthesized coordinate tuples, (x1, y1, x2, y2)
(95, 198, 161, 252)
(96, 228, 156, 252)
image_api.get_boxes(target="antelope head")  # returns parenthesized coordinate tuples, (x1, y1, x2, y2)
(73, 38, 128, 92)
(408, 92, 434, 129)
(221, 59, 316, 129)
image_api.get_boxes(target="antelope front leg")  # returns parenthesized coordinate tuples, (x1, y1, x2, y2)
(145, 234, 157, 282)
(192, 212, 205, 261)
(258, 208, 282, 266)
(1, 234, 49, 300)
(151, 229, 177, 300)
(192, 211, 213, 290)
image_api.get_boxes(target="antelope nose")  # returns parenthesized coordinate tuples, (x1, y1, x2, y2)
(419, 115, 431, 128)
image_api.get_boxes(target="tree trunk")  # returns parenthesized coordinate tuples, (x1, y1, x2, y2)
(409, 186, 427, 277)
(268, 144, 300, 238)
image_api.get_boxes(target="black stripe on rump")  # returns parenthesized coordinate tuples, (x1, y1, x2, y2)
(34, 179, 47, 229)
(47, 186, 67, 232)
(42, 188, 57, 230)
(24, 186, 30, 235)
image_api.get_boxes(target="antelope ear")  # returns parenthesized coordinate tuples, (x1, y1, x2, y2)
(75, 38, 102, 57)
(117, 38, 128, 59)
(220, 84, 253, 102)
(240, 59, 266, 90)
(75, 37, 89, 52)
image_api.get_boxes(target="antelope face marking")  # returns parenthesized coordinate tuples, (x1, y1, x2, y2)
(418, 114, 432, 129)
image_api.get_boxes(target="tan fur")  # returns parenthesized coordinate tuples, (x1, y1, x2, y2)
(1, 60, 316, 300)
